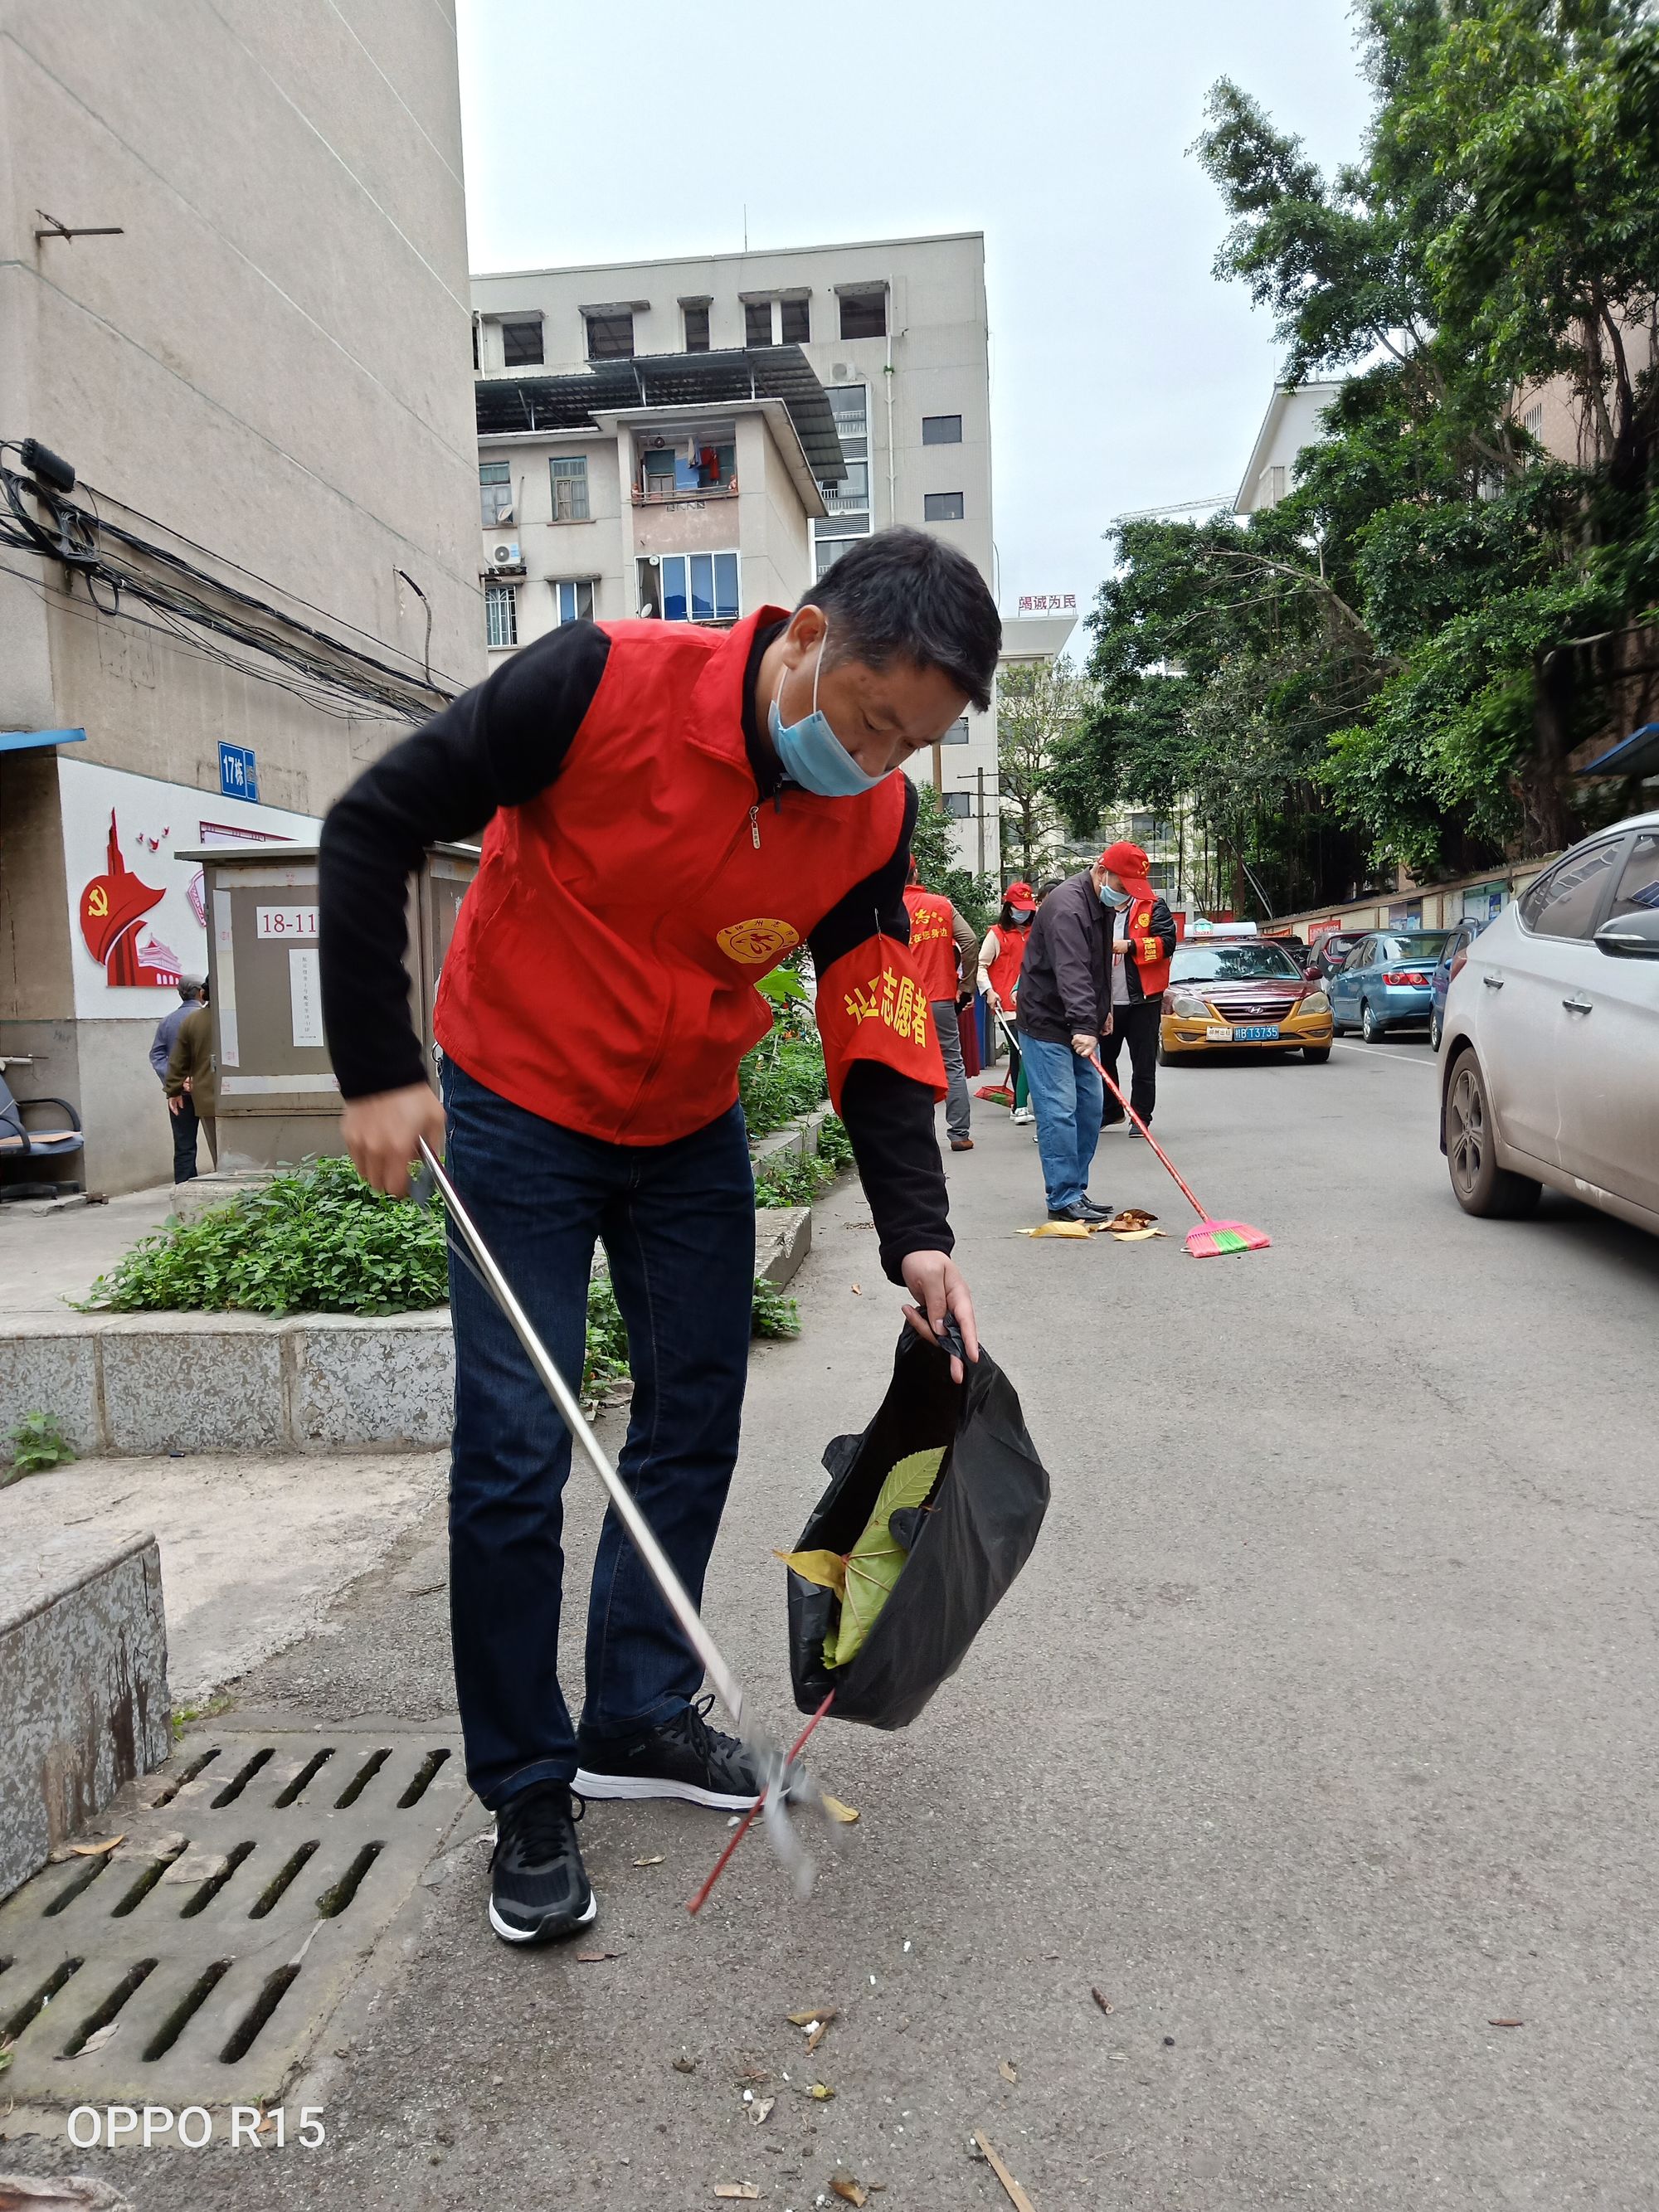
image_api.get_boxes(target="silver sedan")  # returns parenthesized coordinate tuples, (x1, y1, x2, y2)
(1439, 810, 1659, 1236)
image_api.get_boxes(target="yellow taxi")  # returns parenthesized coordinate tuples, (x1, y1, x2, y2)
(1158, 930, 1334, 1063)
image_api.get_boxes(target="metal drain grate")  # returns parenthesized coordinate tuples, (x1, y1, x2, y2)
(0, 1732, 465, 2107)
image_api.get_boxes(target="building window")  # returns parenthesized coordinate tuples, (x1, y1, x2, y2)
(551, 579, 596, 626)
(814, 383, 872, 576)
(1524, 401, 1545, 437)
(940, 717, 970, 745)
(745, 299, 775, 347)
(485, 581, 518, 649)
(924, 491, 965, 522)
(479, 459, 513, 528)
(638, 551, 740, 623)
(941, 790, 971, 819)
(780, 297, 810, 343)
(550, 455, 590, 521)
(839, 290, 887, 340)
(684, 302, 710, 352)
(640, 438, 736, 501)
(501, 318, 543, 368)
(922, 414, 962, 445)
(585, 311, 634, 360)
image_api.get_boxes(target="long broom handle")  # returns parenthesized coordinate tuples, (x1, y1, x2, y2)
(416, 1135, 749, 1732)
(1083, 1049, 1211, 1223)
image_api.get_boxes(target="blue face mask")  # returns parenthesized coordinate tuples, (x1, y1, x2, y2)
(1099, 880, 1131, 911)
(767, 624, 889, 798)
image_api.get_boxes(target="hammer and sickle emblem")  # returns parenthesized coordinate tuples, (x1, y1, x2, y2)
(86, 886, 109, 916)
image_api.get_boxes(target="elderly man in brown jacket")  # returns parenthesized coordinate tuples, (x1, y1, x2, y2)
(163, 981, 218, 1169)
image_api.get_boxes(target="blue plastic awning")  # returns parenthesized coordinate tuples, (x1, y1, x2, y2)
(1577, 722, 1659, 778)
(0, 727, 86, 754)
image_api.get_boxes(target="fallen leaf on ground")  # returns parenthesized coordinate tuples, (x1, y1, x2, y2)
(972, 2132, 1038, 2212)
(1091, 1987, 1114, 2015)
(1022, 1220, 1092, 1238)
(1107, 1208, 1159, 1231)
(806, 2018, 833, 2053)
(576, 1950, 620, 1962)
(1111, 1226, 1170, 1241)
(66, 1835, 124, 1857)
(0, 2049, 12, 2075)
(749, 2096, 775, 2125)
(810, 2082, 835, 2101)
(673, 2056, 699, 2074)
(821, 1795, 860, 1825)
(787, 2006, 833, 2026)
(850, 1284, 862, 1295)
(713, 2188, 760, 2202)
(57, 2021, 121, 2059)
(999, 2059, 1018, 2084)
(1488, 2018, 1525, 2028)
(830, 2171, 868, 2206)
(632, 1854, 666, 1867)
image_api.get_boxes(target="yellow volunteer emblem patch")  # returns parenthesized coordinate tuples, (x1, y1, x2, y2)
(718, 916, 800, 966)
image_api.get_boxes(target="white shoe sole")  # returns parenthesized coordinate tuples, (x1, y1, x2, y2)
(487, 1887, 597, 1945)
(573, 1767, 759, 1812)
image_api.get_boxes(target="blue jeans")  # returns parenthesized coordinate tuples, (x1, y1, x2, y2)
(1019, 1031, 1103, 1211)
(441, 1058, 757, 1808)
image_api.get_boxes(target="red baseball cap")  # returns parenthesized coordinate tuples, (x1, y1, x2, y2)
(1100, 841, 1151, 882)
(1004, 880, 1037, 912)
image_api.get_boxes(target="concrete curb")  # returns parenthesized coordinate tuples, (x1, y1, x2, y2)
(0, 1107, 834, 1455)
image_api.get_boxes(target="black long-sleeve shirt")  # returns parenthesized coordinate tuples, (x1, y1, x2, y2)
(317, 620, 951, 1282)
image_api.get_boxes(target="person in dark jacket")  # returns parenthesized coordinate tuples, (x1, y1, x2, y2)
(317, 527, 995, 1952)
(150, 979, 205, 1182)
(163, 979, 217, 1169)
(1015, 855, 1118, 1222)
(1097, 841, 1179, 1135)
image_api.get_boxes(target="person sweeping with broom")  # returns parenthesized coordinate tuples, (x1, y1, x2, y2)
(1097, 841, 1177, 1139)
(318, 527, 995, 1950)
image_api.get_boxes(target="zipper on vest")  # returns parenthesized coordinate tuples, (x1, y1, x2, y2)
(748, 803, 761, 849)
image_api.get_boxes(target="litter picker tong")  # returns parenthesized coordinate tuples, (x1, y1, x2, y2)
(411, 1136, 829, 1900)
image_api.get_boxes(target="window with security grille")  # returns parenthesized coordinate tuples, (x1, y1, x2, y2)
(586, 311, 634, 360)
(924, 491, 965, 522)
(550, 455, 590, 521)
(501, 319, 543, 367)
(552, 579, 595, 626)
(485, 582, 517, 649)
(839, 290, 887, 339)
(479, 460, 513, 529)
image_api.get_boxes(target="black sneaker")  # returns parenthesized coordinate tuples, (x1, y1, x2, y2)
(575, 1693, 761, 1811)
(488, 1781, 596, 1947)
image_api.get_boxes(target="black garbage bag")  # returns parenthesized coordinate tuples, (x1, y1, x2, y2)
(786, 1327, 1049, 1729)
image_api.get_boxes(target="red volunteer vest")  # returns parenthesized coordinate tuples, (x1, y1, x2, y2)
(435, 612, 946, 1144)
(985, 923, 1027, 1007)
(1125, 890, 1171, 994)
(902, 885, 960, 1004)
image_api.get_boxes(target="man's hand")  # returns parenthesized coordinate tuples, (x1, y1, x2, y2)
(341, 1082, 448, 1198)
(1070, 1030, 1097, 1057)
(899, 1249, 979, 1385)
(167, 1094, 182, 1117)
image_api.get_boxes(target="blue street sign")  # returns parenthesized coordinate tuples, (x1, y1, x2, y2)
(218, 741, 259, 802)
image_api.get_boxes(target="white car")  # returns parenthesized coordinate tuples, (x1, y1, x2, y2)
(1440, 810, 1659, 1235)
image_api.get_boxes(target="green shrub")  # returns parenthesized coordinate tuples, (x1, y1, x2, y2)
(750, 1278, 801, 1339)
(5, 1410, 76, 1482)
(739, 1025, 827, 1138)
(79, 1155, 447, 1317)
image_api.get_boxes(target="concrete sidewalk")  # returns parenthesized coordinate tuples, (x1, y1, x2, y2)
(0, 1182, 177, 1315)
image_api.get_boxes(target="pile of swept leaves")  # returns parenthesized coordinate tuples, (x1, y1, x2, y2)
(781, 1446, 945, 1670)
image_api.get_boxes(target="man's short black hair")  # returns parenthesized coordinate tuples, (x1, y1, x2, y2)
(800, 527, 1000, 713)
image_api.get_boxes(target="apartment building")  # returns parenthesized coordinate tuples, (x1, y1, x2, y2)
(0, 2, 480, 1192)
(470, 232, 997, 864)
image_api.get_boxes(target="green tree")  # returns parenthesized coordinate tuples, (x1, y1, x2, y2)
(995, 660, 1092, 876)
(908, 785, 996, 936)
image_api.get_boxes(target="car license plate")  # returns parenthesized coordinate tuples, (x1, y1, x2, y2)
(1234, 1023, 1281, 1042)
(1204, 1024, 1232, 1041)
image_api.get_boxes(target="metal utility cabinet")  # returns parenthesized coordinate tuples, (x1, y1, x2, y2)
(177, 842, 478, 1170)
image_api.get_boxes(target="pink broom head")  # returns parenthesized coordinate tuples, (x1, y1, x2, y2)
(1186, 1218, 1272, 1259)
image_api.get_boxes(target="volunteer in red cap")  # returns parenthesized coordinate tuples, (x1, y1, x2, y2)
(317, 527, 995, 1950)
(902, 862, 980, 1151)
(1097, 841, 1177, 1136)
(977, 882, 1038, 1122)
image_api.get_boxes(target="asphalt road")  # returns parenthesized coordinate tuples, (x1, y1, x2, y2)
(12, 1033, 1659, 2209)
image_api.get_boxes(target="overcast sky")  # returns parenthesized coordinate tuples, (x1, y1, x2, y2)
(455, 0, 1374, 624)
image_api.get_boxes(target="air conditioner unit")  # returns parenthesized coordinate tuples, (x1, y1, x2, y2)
(489, 542, 524, 571)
